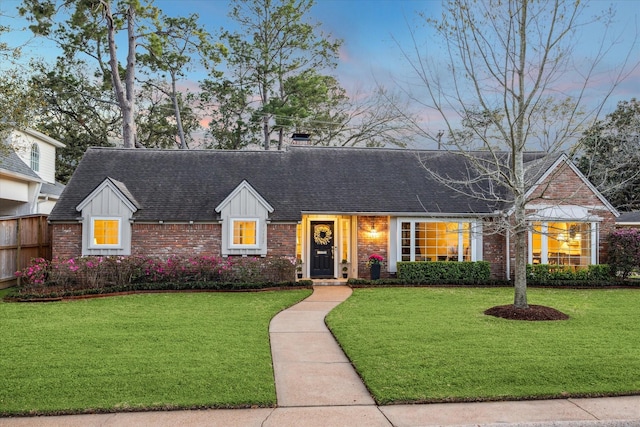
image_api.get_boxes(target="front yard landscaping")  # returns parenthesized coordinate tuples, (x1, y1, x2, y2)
(326, 287, 640, 404)
(2, 286, 639, 416)
(0, 290, 311, 416)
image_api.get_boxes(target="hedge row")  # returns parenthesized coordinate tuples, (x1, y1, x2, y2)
(526, 264, 611, 282)
(12, 255, 303, 301)
(7, 279, 314, 301)
(396, 261, 492, 283)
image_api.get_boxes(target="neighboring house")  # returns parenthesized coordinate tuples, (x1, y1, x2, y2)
(616, 212, 640, 228)
(0, 129, 66, 216)
(48, 146, 618, 280)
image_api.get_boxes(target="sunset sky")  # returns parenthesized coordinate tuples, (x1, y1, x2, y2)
(2, 0, 638, 147)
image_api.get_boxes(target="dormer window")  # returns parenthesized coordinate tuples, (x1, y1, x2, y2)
(30, 143, 40, 172)
(215, 180, 274, 256)
(231, 218, 259, 247)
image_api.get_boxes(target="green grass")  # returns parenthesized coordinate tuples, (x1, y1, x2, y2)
(326, 287, 640, 404)
(0, 290, 311, 415)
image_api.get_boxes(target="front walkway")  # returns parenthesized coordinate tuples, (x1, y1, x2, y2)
(269, 285, 375, 407)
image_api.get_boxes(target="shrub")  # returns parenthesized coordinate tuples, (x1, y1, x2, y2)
(526, 264, 612, 284)
(607, 228, 640, 280)
(14, 255, 298, 298)
(396, 261, 491, 284)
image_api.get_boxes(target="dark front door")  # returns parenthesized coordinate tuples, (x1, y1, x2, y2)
(310, 221, 334, 278)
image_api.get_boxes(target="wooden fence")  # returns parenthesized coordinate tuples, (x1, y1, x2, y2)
(0, 215, 51, 288)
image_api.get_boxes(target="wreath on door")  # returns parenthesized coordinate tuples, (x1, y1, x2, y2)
(313, 224, 332, 245)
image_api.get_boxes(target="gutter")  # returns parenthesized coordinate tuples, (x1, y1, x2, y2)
(505, 229, 511, 281)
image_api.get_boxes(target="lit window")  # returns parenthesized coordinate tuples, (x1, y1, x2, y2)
(92, 218, 120, 246)
(30, 143, 40, 172)
(232, 219, 257, 246)
(296, 223, 302, 259)
(531, 222, 592, 267)
(401, 221, 471, 262)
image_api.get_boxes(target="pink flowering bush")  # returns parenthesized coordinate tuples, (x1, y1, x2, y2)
(607, 228, 640, 280)
(15, 258, 49, 286)
(14, 254, 298, 297)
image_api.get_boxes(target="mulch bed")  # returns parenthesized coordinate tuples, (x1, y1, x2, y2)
(484, 304, 569, 321)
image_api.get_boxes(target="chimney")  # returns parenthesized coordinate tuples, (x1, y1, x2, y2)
(291, 133, 311, 145)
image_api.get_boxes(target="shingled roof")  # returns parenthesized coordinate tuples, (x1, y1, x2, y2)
(0, 148, 42, 181)
(49, 146, 550, 222)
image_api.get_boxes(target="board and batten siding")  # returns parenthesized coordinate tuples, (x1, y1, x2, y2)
(216, 181, 273, 257)
(78, 184, 134, 256)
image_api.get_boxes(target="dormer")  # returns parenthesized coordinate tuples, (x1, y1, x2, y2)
(215, 180, 274, 257)
(76, 177, 140, 255)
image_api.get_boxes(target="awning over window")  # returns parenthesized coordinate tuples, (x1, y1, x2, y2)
(527, 205, 601, 221)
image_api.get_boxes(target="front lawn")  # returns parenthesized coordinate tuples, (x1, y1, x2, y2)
(0, 290, 311, 416)
(326, 287, 640, 404)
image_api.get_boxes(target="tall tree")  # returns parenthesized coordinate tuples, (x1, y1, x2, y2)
(221, 0, 341, 150)
(398, 0, 636, 309)
(136, 79, 201, 149)
(0, 12, 40, 141)
(20, 0, 168, 148)
(577, 98, 640, 211)
(138, 14, 223, 149)
(201, 77, 260, 150)
(29, 59, 119, 183)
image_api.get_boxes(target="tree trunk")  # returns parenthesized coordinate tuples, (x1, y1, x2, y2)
(104, 2, 136, 148)
(278, 127, 284, 150)
(171, 70, 187, 149)
(262, 83, 270, 150)
(512, 0, 529, 309)
(513, 198, 529, 309)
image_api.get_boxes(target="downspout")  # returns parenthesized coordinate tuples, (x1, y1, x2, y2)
(31, 182, 43, 214)
(505, 228, 511, 281)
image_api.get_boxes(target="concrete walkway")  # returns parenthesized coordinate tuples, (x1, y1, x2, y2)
(2, 285, 640, 426)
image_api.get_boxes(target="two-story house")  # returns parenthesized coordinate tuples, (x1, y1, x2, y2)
(0, 129, 66, 216)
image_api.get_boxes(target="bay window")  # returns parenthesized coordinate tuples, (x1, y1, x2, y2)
(529, 222, 596, 267)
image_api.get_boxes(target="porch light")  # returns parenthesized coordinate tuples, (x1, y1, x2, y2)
(369, 225, 378, 238)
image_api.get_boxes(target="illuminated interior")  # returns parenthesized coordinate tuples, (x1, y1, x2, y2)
(531, 222, 591, 267)
(93, 219, 119, 245)
(341, 219, 350, 262)
(401, 221, 471, 261)
(232, 220, 257, 245)
(296, 223, 302, 260)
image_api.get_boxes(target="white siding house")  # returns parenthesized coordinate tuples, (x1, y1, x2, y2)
(0, 129, 65, 216)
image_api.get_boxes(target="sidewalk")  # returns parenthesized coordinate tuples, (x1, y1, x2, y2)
(1, 285, 639, 427)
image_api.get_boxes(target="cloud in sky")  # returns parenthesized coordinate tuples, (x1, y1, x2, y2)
(2, 0, 638, 147)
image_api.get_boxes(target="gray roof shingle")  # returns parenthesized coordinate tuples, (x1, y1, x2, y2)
(0, 148, 42, 181)
(617, 211, 640, 224)
(49, 146, 549, 222)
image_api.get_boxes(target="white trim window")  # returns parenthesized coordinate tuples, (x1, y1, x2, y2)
(230, 218, 260, 248)
(90, 217, 122, 248)
(398, 220, 477, 262)
(529, 221, 597, 266)
(30, 143, 40, 172)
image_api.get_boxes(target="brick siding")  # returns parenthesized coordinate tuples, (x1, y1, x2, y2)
(51, 223, 82, 259)
(131, 223, 222, 257)
(357, 216, 389, 279)
(51, 222, 299, 260)
(266, 223, 297, 257)
(510, 162, 617, 277)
